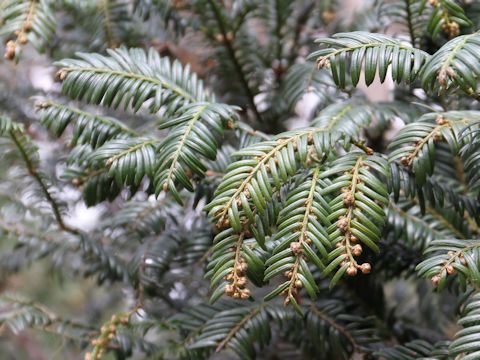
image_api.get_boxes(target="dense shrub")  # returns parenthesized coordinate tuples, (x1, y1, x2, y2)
(1, 1, 480, 359)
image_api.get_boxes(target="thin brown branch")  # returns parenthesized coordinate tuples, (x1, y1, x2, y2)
(206, 0, 262, 123)
(216, 305, 265, 353)
(309, 305, 361, 354)
(9, 131, 79, 235)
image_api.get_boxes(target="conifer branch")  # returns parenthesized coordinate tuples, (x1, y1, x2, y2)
(8, 131, 78, 235)
(205, 0, 262, 122)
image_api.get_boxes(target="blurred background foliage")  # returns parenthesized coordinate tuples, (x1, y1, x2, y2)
(1, 0, 480, 359)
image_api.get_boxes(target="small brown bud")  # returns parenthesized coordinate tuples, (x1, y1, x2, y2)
(4, 40, 16, 60)
(232, 291, 240, 299)
(23, 21, 32, 31)
(225, 32, 234, 42)
(316, 56, 330, 69)
(290, 241, 303, 255)
(346, 266, 357, 276)
(294, 280, 302, 288)
(225, 284, 234, 295)
(342, 193, 355, 206)
(235, 269, 245, 277)
(36, 101, 50, 109)
(352, 244, 362, 256)
(436, 114, 445, 125)
(350, 235, 358, 242)
(163, 182, 169, 192)
(237, 277, 247, 287)
(438, 68, 448, 87)
(360, 263, 371, 274)
(56, 69, 67, 81)
(321, 10, 336, 22)
(448, 22, 459, 38)
(431, 275, 440, 286)
(446, 264, 455, 275)
(433, 131, 443, 141)
(18, 34, 28, 44)
(337, 218, 349, 232)
(446, 67, 456, 78)
(284, 297, 291, 306)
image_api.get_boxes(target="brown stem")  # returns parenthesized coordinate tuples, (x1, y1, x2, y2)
(206, 0, 262, 123)
(309, 305, 361, 354)
(216, 305, 265, 352)
(229, 122, 271, 141)
(351, 138, 374, 155)
(404, 0, 417, 47)
(288, 1, 314, 65)
(9, 131, 79, 235)
(99, 0, 115, 46)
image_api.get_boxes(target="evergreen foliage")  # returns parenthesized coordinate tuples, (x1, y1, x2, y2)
(2, 0, 480, 359)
